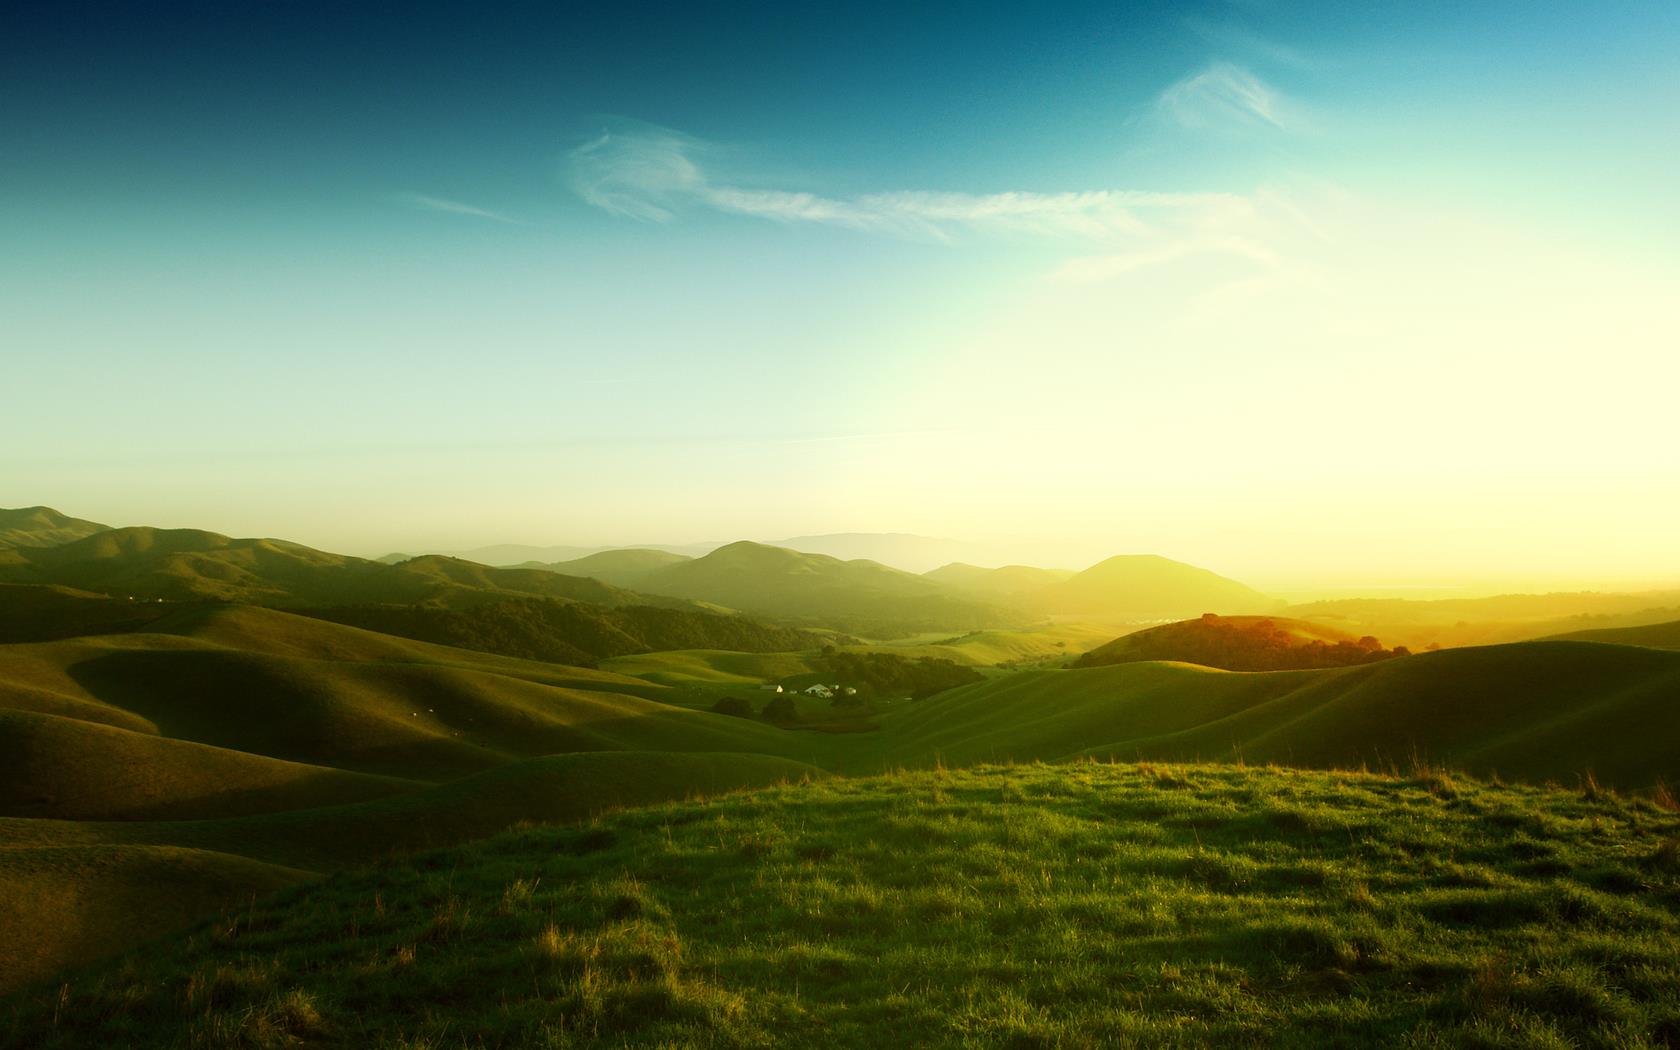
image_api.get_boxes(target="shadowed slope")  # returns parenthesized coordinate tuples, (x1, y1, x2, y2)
(0, 710, 419, 821)
(0, 846, 310, 997)
(1544, 618, 1680, 650)
(880, 642, 1680, 788)
(0, 752, 822, 993)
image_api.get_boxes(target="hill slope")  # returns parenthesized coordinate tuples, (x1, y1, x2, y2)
(1074, 614, 1400, 671)
(879, 641, 1680, 789)
(1034, 554, 1277, 621)
(635, 541, 1021, 636)
(0, 506, 110, 549)
(8, 763, 1677, 1048)
(0, 528, 643, 610)
(922, 562, 1073, 597)
(540, 548, 694, 588)
(1544, 618, 1680, 650)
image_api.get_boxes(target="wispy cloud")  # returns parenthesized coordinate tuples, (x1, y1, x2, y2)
(1157, 62, 1293, 131)
(568, 124, 1252, 244)
(396, 192, 516, 223)
(1182, 18, 1314, 70)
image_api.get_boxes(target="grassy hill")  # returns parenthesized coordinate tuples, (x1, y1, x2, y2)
(1033, 554, 1278, 621)
(0, 506, 110, 549)
(1074, 614, 1403, 671)
(877, 642, 1680, 789)
(633, 541, 1023, 637)
(304, 595, 833, 668)
(7, 594, 1680, 1008)
(1544, 618, 1680, 650)
(7, 762, 1677, 1048)
(0, 528, 644, 610)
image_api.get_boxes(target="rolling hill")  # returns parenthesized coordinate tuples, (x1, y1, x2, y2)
(878, 641, 1680, 788)
(1543, 618, 1680, 650)
(0, 506, 110, 549)
(631, 541, 1024, 636)
(0, 527, 649, 610)
(1074, 614, 1401, 671)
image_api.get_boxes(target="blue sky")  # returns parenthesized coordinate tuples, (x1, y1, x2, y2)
(4, 2, 1678, 585)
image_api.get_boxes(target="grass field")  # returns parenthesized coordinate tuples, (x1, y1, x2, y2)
(6, 604, 1680, 1014)
(7, 762, 1677, 1048)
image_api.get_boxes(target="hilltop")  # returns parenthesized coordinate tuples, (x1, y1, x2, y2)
(539, 548, 694, 588)
(922, 561, 1073, 597)
(0, 527, 646, 609)
(630, 541, 1023, 637)
(1033, 554, 1277, 621)
(1075, 614, 1404, 671)
(8, 763, 1677, 1048)
(1544, 618, 1680, 650)
(0, 507, 110, 550)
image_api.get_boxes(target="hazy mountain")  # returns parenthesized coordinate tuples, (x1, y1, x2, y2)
(540, 549, 694, 588)
(923, 562, 1074, 597)
(632, 540, 1023, 636)
(1034, 555, 1277, 622)
(763, 533, 972, 574)
(0, 506, 111, 549)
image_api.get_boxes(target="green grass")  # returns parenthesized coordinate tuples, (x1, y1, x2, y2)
(874, 642, 1680, 790)
(7, 606, 1680, 1010)
(1544, 619, 1680, 650)
(8, 762, 1678, 1048)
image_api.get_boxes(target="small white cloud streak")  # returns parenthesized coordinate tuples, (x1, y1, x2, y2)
(396, 193, 516, 223)
(567, 126, 1256, 245)
(1157, 62, 1291, 130)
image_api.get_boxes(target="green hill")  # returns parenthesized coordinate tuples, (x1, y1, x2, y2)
(879, 641, 1680, 789)
(1074, 614, 1401, 671)
(0, 528, 640, 610)
(0, 506, 110, 549)
(634, 541, 1023, 636)
(8, 763, 1677, 1048)
(1544, 618, 1680, 650)
(1032, 554, 1277, 621)
(542, 548, 694, 587)
(305, 595, 832, 667)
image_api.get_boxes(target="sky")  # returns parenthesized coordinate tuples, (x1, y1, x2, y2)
(3, 1, 1678, 589)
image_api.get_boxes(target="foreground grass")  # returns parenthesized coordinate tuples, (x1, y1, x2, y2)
(7, 762, 1679, 1048)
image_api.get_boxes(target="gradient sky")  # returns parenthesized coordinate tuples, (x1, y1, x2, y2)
(4, 1, 1678, 588)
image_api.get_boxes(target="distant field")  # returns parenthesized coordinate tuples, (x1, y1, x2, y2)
(9, 763, 1677, 1048)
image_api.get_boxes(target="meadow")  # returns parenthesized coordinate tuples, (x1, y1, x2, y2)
(6, 762, 1678, 1048)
